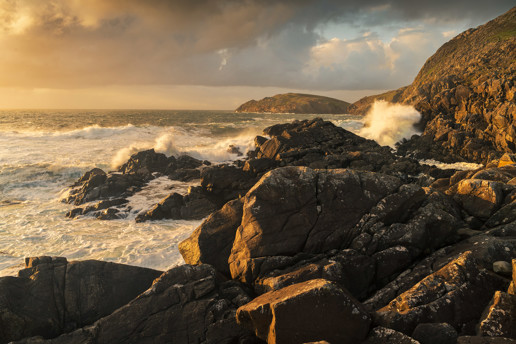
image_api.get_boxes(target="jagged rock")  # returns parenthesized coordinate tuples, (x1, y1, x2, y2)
(0, 256, 162, 343)
(236, 279, 371, 344)
(64, 171, 146, 206)
(478, 291, 516, 339)
(362, 327, 420, 344)
(136, 187, 217, 222)
(499, 153, 516, 167)
(179, 198, 244, 276)
(486, 203, 516, 228)
(376, 251, 509, 335)
(228, 166, 401, 283)
(253, 249, 375, 299)
(453, 179, 504, 219)
(14, 264, 260, 344)
(412, 323, 458, 344)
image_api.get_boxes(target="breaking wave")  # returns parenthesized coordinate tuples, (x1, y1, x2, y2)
(359, 100, 421, 147)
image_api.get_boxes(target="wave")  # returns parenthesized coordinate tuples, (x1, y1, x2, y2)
(358, 101, 421, 147)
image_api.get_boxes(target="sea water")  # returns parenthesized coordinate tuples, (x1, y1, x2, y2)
(0, 110, 362, 276)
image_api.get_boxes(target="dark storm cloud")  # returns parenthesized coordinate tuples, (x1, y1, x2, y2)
(0, 0, 513, 90)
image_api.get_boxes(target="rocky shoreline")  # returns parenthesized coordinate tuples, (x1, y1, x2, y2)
(1, 6, 515, 344)
(1, 116, 515, 343)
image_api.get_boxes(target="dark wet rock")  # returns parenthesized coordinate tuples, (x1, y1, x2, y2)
(362, 327, 420, 344)
(15, 264, 260, 344)
(227, 144, 243, 156)
(179, 198, 244, 276)
(64, 171, 147, 206)
(376, 251, 509, 335)
(412, 323, 458, 344)
(67, 198, 129, 219)
(117, 149, 170, 175)
(236, 279, 371, 344)
(0, 256, 162, 343)
(477, 291, 516, 339)
(135, 187, 217, 222)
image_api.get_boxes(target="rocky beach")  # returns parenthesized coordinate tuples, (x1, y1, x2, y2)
(0, 5, 515, 344)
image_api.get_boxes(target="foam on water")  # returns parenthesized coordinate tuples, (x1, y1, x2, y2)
(420, 159, 484, 171)
(0, 110, 358, 276)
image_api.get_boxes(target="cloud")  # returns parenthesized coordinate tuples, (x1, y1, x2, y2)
(0, 0, 513, 91)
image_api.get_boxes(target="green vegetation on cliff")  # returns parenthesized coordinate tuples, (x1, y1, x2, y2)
(235, 93, 351, 114)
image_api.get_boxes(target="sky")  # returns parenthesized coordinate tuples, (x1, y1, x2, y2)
(0, 0, 514, 109)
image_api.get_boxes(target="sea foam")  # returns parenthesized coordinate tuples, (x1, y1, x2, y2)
(359, 100, 421, 147)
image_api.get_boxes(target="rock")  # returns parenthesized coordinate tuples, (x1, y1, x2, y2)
(0, 256, 162, 343)
(235, 93, 351, 114)
(227, 144, 243, 156)
(485, 203, 516, 228)
(179, 198, 244, 276)
(228, 166, 400, 283)
(117, 149, 170, 174)
(499, 153, 516, 168)
(376, 251, 509, 335)
(493, 261, 513, 276)
(478, 291, 516, 339)
(412, 323, 458, 344)
(200, 164, 258, 206)
(136, 187, 217, 222)
(357, 8, 516, 164)
(236, 279, 371, 344)
(253, 250, 375, 299)
(362, 327, 420, 344)
(454, 179, 504, 219)
(14, 265, 259, 344)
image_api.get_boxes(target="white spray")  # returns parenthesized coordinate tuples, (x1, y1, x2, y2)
(359, 100, 421, 147)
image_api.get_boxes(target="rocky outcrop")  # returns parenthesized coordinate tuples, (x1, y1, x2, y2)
(352, 7, 516, 164)
(14, 264, 260, 344)
(0, 256, 161, 343)
(478, 291, 516, 338)
(376, 251, 509, 335)
(235, 93, 351, 114)
(236, 279, 371, 344)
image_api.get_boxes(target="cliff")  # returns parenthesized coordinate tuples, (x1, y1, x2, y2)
(351, 6, 516, 163)
(235, 93, 351, 114)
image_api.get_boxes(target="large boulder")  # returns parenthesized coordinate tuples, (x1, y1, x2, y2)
(228, 166, 401, 283)
(376, 251, 509, 335)
(179, 198, 244, 276)
(362, 327, 420, 344)
(236, 279, 371, 344)
(0, 257, 162, 343)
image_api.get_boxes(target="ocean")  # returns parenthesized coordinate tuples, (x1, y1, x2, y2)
(0, 109, 363, 276)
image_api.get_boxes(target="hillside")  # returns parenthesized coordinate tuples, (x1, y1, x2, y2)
(235, 93, 351, 114)
(351, 6, 516, 163)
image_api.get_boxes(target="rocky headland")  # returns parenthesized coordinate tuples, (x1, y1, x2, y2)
(235, 93, 351, 114)
(350, 6, 516, 164)
(1, 6, 516, 344)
